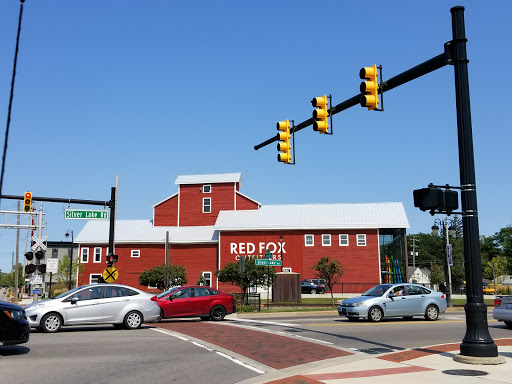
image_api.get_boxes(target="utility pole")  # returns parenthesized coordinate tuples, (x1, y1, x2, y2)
(14, 201, 20, 302)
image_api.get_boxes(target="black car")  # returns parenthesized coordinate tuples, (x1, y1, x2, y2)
(0, 300, 30, 345)
(301, 281, 325, 294)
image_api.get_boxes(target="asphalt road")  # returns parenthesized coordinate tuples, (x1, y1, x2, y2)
(1, 311, 510, 384)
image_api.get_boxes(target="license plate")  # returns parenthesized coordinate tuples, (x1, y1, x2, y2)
(506, 303, 512, 309)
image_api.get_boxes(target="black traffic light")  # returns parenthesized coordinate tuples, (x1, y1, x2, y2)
(25, 264, 36, 275)
(35, 250, 45, 260)
(413, 187, 459, 213)
(25, 251, 34, 261)
(38, 264, 47, 273)
(106, 254, 118, 267)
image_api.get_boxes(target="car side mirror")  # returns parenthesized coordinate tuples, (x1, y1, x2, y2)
(71, 297, 79, 304)
(168, 296, 174, 301)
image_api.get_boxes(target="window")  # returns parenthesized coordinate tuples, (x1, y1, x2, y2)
(131, 250, 140, 258)
(305, 234, 314, 247)
(81, 248, 89, 263)
(357, 234, 367, 246)
(339, 234, 349, 246)
(106, 286, 138, 298)
(202, 271, 212, 287)
(203, 185, 211, 193)
(203, 198, 211, 213)
(322, 234, 331, 246)
(89, 274, 102, 284)
(94, 247, 102, 262)
(71, 286, 104, 301)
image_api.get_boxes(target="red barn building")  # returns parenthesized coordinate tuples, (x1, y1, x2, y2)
(75, 173, 409, 293)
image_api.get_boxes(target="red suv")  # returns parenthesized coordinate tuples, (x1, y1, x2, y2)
(156, 286, 236, 321)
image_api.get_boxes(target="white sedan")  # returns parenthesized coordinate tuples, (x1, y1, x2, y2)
(493, 295, 512, 329)
(24, 283, 161, 333)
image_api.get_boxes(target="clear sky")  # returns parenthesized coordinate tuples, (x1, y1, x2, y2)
(1, 1, 511, 273)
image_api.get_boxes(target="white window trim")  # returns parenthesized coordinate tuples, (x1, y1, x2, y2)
(357, 234, 367, 246)
(93, 247, 102, 263)
(202, 271, 212, 287)
(305, 234, 314, 247)
(339, 234, 349, 246)
(81, 247, 89, 263)
(89, 274, 102, 284)
(131, 250, 140, 258)
(203, 197, 211, 213)
(322, 234, 331, 246)
(203, 184, 211, 193)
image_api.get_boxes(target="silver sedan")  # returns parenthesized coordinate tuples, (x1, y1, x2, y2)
(338, 283, 447, 322)
(24, 283, 161, 333)
(492, 294, 512, 329)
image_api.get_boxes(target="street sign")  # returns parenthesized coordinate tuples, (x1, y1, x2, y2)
(102, 267, 118, 283)
(264, 249, 273, 260)
(46, 259, 58, 274)
(255, 259, 282, 266)
(65, 209, 108, 220)
(32, 289, 40, 294)
(30, 275, 43, 285)
(31, 235, 47, 251)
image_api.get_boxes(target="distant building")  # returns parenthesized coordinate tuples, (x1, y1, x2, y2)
(75, 173, 410, 293)
(407, 266, 431, 284)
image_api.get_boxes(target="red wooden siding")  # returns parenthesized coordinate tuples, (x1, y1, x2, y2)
(153, 195, 178, 226)
(235, 193, 260, 210)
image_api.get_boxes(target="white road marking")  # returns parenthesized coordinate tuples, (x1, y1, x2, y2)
(151, 328, 265, 374)
(231, 318, 296, 327)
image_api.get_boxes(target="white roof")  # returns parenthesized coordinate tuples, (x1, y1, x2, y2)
(175, 172, 243, 186)
(75, 220, 217, 245)
(214, 202, 409, 231)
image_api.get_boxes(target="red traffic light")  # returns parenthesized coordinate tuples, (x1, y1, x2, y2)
(23, 191, 32, 212)
(25, 264, 36, 274)
(38, 264, 47, 273)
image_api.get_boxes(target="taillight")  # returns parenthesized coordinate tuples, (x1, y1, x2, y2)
(441, 294, 445, 299)
(494, 299, 501, 307)
(151, 296, 158, 301)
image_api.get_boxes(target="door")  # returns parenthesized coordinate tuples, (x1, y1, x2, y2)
(64, 286, 104, 324)
(101, 286, 132, 321)
(160, 288, 194, 317)
(384, 285, 413, 316)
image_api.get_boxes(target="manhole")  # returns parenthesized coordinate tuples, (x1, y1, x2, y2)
(443, 369, 489, 376)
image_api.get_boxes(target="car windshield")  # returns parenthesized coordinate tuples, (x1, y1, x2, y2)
(52, 286, 83, 299)
(362, 284, 393, 297)
(157, 287, 180, 299)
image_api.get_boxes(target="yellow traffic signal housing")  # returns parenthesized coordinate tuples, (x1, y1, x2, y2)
(276, 120, 291, 164)
(23, 191, 32, 212)
(359, 65, 379, 110)
(311, 95, 329, 133)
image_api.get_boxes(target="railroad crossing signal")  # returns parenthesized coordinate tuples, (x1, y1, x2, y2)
(277, 119, 291, 164)
(359, 65, 379, 110)
(23, 191, 32, 212)
(311, 95, 329, 133)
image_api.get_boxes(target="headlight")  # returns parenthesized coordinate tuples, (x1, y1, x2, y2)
(3, 310, 25, 320)
(351, 302, 365, 307)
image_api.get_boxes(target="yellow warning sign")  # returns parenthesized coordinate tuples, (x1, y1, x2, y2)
(102, 267, 118, 283)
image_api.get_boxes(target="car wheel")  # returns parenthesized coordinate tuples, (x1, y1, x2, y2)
(41, 313, 62, 333)
(210, 305, 226, 321)
(319, 289, 325, 294)
(156, 309, 164, 323)
(424, 304, 439, 321)
(504, 321, 512, 329)
(310, 289, 317, 295)
(368, 306, 383, 322)
(124, 310, 143, 329)
(402, 316, 413, 320)
(347, 317, 359, 322)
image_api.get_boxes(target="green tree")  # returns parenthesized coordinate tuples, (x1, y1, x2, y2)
(430, 264, 445, 286)
(55, 255, 85, 287)
(311, 256, 344, 307)
(493, 225, 512, 272)
(0, 264, 24, 289)
(484, 256, 508, 283)
(196, 273, 207, 286)
(215, 258, 275, 296)
(138, 264, 187, 290)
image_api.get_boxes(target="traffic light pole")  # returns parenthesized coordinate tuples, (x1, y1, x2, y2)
(449, 6, 498, 360)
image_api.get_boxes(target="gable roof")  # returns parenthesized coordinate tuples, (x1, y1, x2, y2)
(214, 202, 409, 231)
(175, 172, 243, 186)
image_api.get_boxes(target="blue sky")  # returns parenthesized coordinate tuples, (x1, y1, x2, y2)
(1, 1, 511, 273)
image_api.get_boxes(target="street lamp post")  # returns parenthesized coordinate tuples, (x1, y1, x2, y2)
(432, 218, 456, 307)
(65, 230, 74, 290)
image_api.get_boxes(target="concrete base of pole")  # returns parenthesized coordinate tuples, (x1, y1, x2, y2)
(454, 354, 506, 365)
